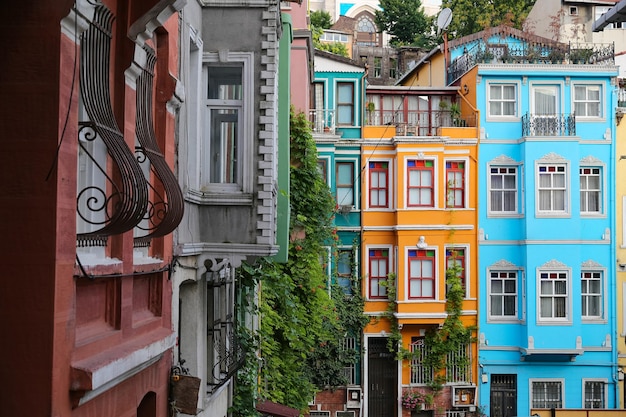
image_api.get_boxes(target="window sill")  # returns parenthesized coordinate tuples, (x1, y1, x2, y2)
(70, 328, 174, 406)
(185, 189, 253, 205)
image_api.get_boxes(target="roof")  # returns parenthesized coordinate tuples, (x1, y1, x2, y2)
(256, 400, 300, 417)
(593, 0, 626, 31)
(314, 49, 366, 72)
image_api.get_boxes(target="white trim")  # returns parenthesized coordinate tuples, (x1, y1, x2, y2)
(581, 378, 608, 408)
(535, 153, 570, 217)
(444, 156, 470, 209)
(365, 158, 394, 210)
(580, 263, 607, 323)
(486, 263, 523, 323)
(485, 80, 521, 121)
(571, 82, 605, 121)
(404, 155, 438, 209)
(364, 244, 394, 300)
(579, 157, 607, 217)
(536, 263, 572, 325)
(529, 378, 565, 409)
(486, 158, 522, 217)
(404, 245, 439, 301)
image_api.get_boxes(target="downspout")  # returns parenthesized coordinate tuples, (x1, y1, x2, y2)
(611, 82, 620, 408)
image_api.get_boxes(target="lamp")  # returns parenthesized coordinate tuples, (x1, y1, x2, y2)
(462, 84, 469, 95)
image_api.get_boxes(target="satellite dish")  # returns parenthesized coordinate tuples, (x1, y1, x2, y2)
(437, 8, 453, 34)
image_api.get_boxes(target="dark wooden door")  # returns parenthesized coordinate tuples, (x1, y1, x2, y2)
(490, 374, 517, 417)
(368, 337, 396, 417)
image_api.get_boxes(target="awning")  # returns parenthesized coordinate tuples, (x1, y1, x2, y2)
(520, 347, 583, 362)
(256, 400, 300, 417)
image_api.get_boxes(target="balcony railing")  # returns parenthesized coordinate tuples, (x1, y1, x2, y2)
(448, 41, 615, 84)
(309, 109, 335, 134)
(366, 109, 477, 136)
(521, 113, 576, 137)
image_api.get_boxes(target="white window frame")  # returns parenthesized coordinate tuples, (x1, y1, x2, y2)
(536, 261, 571, 324)
(193, 51, 253, 204)
(530, 379, 564, 409)
(487, 260, 524, 322)
(572, 83, 603, 119)
(535, 154, 570, 217)
(336, 159, 358, 209)
(405, 246, 439, 301)
(405, 157, 438, 209)
(444, 157, 469, 209)
(487, 156, 523, 217)
(366, 158, 393, 210)
(579, 158, 605, 216)
(365, 244, 393, 300)
(582, 379, 607, 408)
(581, 261, 606, 322)
(486, 81, 519, 121)
(335, 80, 357, 126)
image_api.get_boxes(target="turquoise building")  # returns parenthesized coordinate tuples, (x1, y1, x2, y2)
(446, 26, 620, 415)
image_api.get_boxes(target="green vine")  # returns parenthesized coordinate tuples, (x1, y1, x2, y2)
(232, 109, 367, 414)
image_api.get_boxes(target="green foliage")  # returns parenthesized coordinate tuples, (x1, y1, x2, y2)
(312, 26, 349, 57)
(422, 253, 474, 393)
(310, 10, 332, 29)
(441, 0, 535, 39)
(232, 109, 367, 413)
(375, 0, 429, 45)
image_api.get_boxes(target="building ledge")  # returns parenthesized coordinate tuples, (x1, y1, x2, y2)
(520, 347, 583, 362)
(70, 328, 175, 407)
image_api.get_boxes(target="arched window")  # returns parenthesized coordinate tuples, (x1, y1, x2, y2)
(356, 13, 379, 46)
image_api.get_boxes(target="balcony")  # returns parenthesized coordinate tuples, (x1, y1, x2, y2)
(366, 109, 477, 136)
(521, 113, 576, 137)
(309, 109, 336, 134)
(448, 42, 615, 84)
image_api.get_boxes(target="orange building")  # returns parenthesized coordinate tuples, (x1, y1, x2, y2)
(361, 86, 480, 417)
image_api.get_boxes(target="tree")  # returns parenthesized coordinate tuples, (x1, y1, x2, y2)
(310, 10, 332, 29)
(441, 0, 535, 39)
(375, 0, 430, 45)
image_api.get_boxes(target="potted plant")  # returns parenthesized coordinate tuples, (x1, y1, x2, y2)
(401, 389, 426, 411)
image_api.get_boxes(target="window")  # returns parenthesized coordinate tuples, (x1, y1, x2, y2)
(336, 162, 354, 207)
(408, 249, 435, 299)
(537, 164, 567, 213)
(317, 159, 327, 184)
(580, 167, 601, 214)
(369, 249, 389, 299)
(539, 270, 568, 320)
(410, 336, 433, 384)
(569, 6, 578, 15)
(446, 344, 470, 383)
(337, 249, 354, 295)
(205, 65, 242, 184)
(488, 83, 517, 117)
(489, 166, 518, 214)
(336, 82, 354, 125)
(489, 271, 518, 319)
(531, 380, 563, 408)
(581, 270, 602, 319)
(389, 58, 397, 79)
(574, 85, 601, 118)
(407, 160, 434, 207)
(446, 161, 465, 208)
(369, 161, 388, 208)
(446, 248, 466, 296)
(584, 380, 605, 408)
(374, 57, 381, 78)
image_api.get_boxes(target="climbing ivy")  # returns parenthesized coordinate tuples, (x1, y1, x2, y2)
(232, 109, 367, 415)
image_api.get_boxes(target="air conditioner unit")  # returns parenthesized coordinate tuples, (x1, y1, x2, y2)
(346, 386, 362, 408)
(451, 385, 477, 407)
(337, 411, 356, 417)
(309, 412, 330, 417)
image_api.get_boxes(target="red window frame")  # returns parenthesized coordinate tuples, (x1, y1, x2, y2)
(369, 249, 389, 299)
(408, 249, 435, 299)
(446, 248, 466, 293)
(369, 162, 388, 208)
(446, 161, 465, 208)
(407, 160, 434, 207)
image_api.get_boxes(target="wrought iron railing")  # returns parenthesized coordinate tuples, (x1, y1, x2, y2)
(366, 109, 477, 136)
(521, 113, 576, 137)
(309, 109, 335, 134)
(448, 41, 615, 84)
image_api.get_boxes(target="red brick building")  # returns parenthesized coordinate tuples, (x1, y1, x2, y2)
(0, 1, 184, 415)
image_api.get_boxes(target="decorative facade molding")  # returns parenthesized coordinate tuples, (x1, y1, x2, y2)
(539, 259, 568, 268)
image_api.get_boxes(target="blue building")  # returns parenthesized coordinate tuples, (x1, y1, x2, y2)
(446, 26, 619, 415)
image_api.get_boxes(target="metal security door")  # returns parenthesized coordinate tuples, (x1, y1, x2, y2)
(490, 374, 517, 417)
(368, 337, 396, 417)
